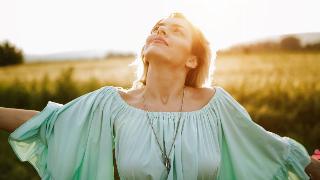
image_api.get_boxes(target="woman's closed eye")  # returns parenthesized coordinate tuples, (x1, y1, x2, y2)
(173, 27, 183, 35)
(150, 26, 183, 36)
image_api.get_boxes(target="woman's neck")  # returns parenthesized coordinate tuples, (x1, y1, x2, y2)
(143, 63, 187, 105)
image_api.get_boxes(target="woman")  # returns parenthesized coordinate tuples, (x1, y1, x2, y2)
(1, 12, 319, 180)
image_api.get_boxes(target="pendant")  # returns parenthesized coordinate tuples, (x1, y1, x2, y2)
(163, 155, 171, 173)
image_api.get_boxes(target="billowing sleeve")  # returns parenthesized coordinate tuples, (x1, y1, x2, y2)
(214, 87, 311, 180)
(8, 86, 116, 180)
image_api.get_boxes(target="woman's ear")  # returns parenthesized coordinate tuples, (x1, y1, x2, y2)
(186, 56, 198, 69)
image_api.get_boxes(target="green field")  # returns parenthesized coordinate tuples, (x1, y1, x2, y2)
(0, 52, 319, 179)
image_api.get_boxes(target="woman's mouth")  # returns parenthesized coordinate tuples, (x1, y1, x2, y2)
(151, 40, 167, 46)
(150, 37, 168, 46)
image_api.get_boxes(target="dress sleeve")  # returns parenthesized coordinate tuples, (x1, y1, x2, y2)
(214, 87, 311, 180)
(8, 86, 116, 180)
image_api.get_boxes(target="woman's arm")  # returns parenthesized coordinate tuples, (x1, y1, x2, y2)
(0, 107, 39, 133)
(305, 157, 320, 179)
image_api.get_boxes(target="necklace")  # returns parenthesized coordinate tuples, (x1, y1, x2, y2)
(142, 86, 185, 175)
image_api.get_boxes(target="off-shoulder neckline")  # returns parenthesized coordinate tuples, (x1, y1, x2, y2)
(108, 85, 220, 115)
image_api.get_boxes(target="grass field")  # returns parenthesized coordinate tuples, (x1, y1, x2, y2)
(0, 57, 136, 86)
(1, 52, 319, 89)
(0, 51, 319, 179)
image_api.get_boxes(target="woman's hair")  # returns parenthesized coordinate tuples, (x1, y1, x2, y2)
(128, 12, 216, 90)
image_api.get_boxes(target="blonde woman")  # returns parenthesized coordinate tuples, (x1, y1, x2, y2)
(1, 12, 319, 180)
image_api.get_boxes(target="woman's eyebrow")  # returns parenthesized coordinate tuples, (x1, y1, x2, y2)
(157, 22, 185, 30)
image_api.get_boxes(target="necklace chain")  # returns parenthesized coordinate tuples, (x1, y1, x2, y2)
(142, 86, 185, 175)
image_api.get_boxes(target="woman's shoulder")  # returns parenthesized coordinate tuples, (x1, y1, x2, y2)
(101, 85, 141, 104)
(189, 86, 219, 107)
(195, 86, 217, 98)
(112, 86, 144, 106)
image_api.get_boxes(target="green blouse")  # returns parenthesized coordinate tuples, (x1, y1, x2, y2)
(8, 86, 311, 179)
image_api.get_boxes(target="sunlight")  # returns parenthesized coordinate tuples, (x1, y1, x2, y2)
(0, 0, 319, 55)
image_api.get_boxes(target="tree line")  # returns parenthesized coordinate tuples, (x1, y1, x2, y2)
(0, 40, 24, 66)
(218, 35, 320, 54)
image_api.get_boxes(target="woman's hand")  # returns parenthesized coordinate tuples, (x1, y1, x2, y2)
(305, 156, 320, 180)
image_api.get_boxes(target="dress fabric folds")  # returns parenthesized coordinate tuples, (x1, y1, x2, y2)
(8, 85, 311, 180)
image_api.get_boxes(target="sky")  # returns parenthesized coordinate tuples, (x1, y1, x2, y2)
(1, 0, 320, 55)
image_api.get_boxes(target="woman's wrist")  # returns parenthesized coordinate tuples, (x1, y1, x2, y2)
(305, 153, 320, 179)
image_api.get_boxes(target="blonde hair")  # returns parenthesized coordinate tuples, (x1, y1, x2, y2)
(128, 12, 216, 90)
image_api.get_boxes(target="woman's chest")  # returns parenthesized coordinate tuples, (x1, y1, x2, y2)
(113, 113, 221, 179)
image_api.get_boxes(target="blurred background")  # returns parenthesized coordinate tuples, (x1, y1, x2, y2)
(0, 0, 320, 179)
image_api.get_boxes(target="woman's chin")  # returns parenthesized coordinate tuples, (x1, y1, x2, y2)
(144, 51, 169, 62)
(144, 47, 168, 58)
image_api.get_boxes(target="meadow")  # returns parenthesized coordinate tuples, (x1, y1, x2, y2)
(0, 52, 319, 179)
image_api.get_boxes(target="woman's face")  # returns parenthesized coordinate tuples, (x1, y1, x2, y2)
(142, 17, 195, 67)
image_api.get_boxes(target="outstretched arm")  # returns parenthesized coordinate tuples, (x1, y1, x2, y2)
(305, 157, 320, 179)
(0, 107, 39, 133)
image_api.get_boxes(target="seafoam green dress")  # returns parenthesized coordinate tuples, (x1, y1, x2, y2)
(8, 86, 311, 180)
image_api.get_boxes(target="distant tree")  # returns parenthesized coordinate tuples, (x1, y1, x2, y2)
(305, 42, 320, 51)
(280, 36, 301, 50)
(0, 40, 24, 66)
(105, 51, 136, 59)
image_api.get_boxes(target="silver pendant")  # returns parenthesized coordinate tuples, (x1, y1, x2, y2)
(163, 155, 171, 173)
